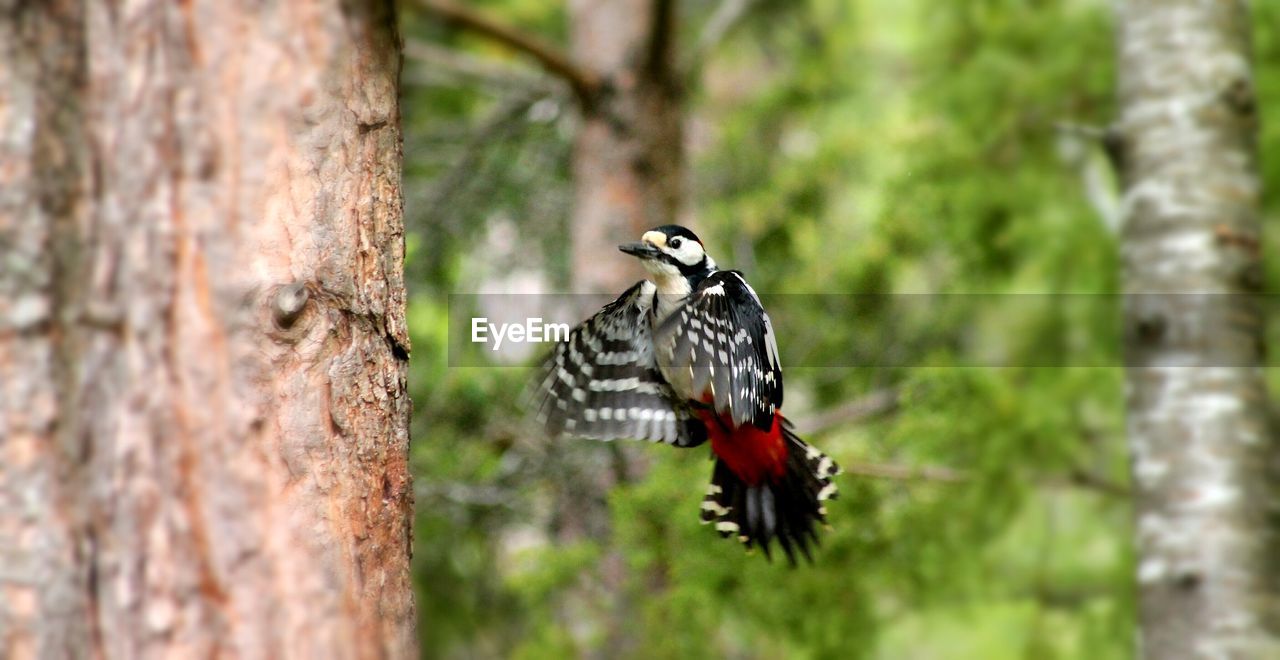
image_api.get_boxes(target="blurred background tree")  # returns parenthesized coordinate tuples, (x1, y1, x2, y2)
(1115, 1, 1278, 657)
(399, 0, 1280, 657)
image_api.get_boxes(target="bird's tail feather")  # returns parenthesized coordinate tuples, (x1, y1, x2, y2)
(699, 420, 840, 564)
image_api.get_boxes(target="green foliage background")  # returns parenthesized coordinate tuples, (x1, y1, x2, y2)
(401, 0, 1280, 657)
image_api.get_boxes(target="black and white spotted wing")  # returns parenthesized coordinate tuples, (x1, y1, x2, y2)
(655, 271, 783, 430)
(528, 281, 707, 447)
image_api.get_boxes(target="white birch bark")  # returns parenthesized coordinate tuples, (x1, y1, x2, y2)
(1116, 1, 1279, 657)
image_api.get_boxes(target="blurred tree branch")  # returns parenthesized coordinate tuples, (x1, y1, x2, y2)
(403, 38, 552, 94)
(835, 462, 1126, 491)
(687, 0, 761, 74)
(799, 388, 900, 435)
(415, 93, 540, 233)
(1061, 467, 1130, 498)
(647, 0, 679, 79)
(1030, 582, 1121, 610)
(416, 482, 518, 509)
(413, 0, 600, 108)
(841, 461, 966, 483)
(1054, 122, 1123, 233)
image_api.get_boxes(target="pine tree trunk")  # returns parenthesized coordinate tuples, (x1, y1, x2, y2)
(1116, 1, 1280, 657)
(557, 2, 683, 655)
(0, 2, 415, 658)
(569, 0, 683, 293)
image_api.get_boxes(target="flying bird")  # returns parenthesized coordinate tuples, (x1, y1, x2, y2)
(528, 225, 840, 563)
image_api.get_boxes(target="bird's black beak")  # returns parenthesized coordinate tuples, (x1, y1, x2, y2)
(619, 241, 661, 259)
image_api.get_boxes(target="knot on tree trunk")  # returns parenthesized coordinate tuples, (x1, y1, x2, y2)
(272, 282, 311, 330)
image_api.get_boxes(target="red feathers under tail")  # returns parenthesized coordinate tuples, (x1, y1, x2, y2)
(698, 417, 841, 564)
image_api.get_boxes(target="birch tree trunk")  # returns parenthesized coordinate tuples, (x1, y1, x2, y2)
(1116, 1, 1280, 657)
(0, 1, 415, 658)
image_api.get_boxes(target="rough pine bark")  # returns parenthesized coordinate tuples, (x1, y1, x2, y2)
(1115, 1, 1280, 657)
(0, 1, 415, 658)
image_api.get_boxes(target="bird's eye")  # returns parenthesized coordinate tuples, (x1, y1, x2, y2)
(670, 237, 684, 249)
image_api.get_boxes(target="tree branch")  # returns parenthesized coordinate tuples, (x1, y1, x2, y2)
(416, 93, 538, 222)
(1062, 467, 1131, 498)
(687, 0, 760, 73)
(403, 38, 551, 94)
(1054, 121, 1123, 233)
(842, 461, 967, 483)
(645, 0, 679, 81)
(798, 388, 900, 435)
(416, 481, 517, 509)
(413, 0, 600, 109)
(840, 461, 1127, 491)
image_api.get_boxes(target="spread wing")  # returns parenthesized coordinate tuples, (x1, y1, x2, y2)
(527, 281, 707, 447)
(655, 271, 783, 429)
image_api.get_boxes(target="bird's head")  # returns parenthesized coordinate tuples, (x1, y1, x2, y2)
(618, 225, 716, 280)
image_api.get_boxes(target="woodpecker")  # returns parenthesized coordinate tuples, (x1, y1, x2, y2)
(529, 225, 840, 563)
